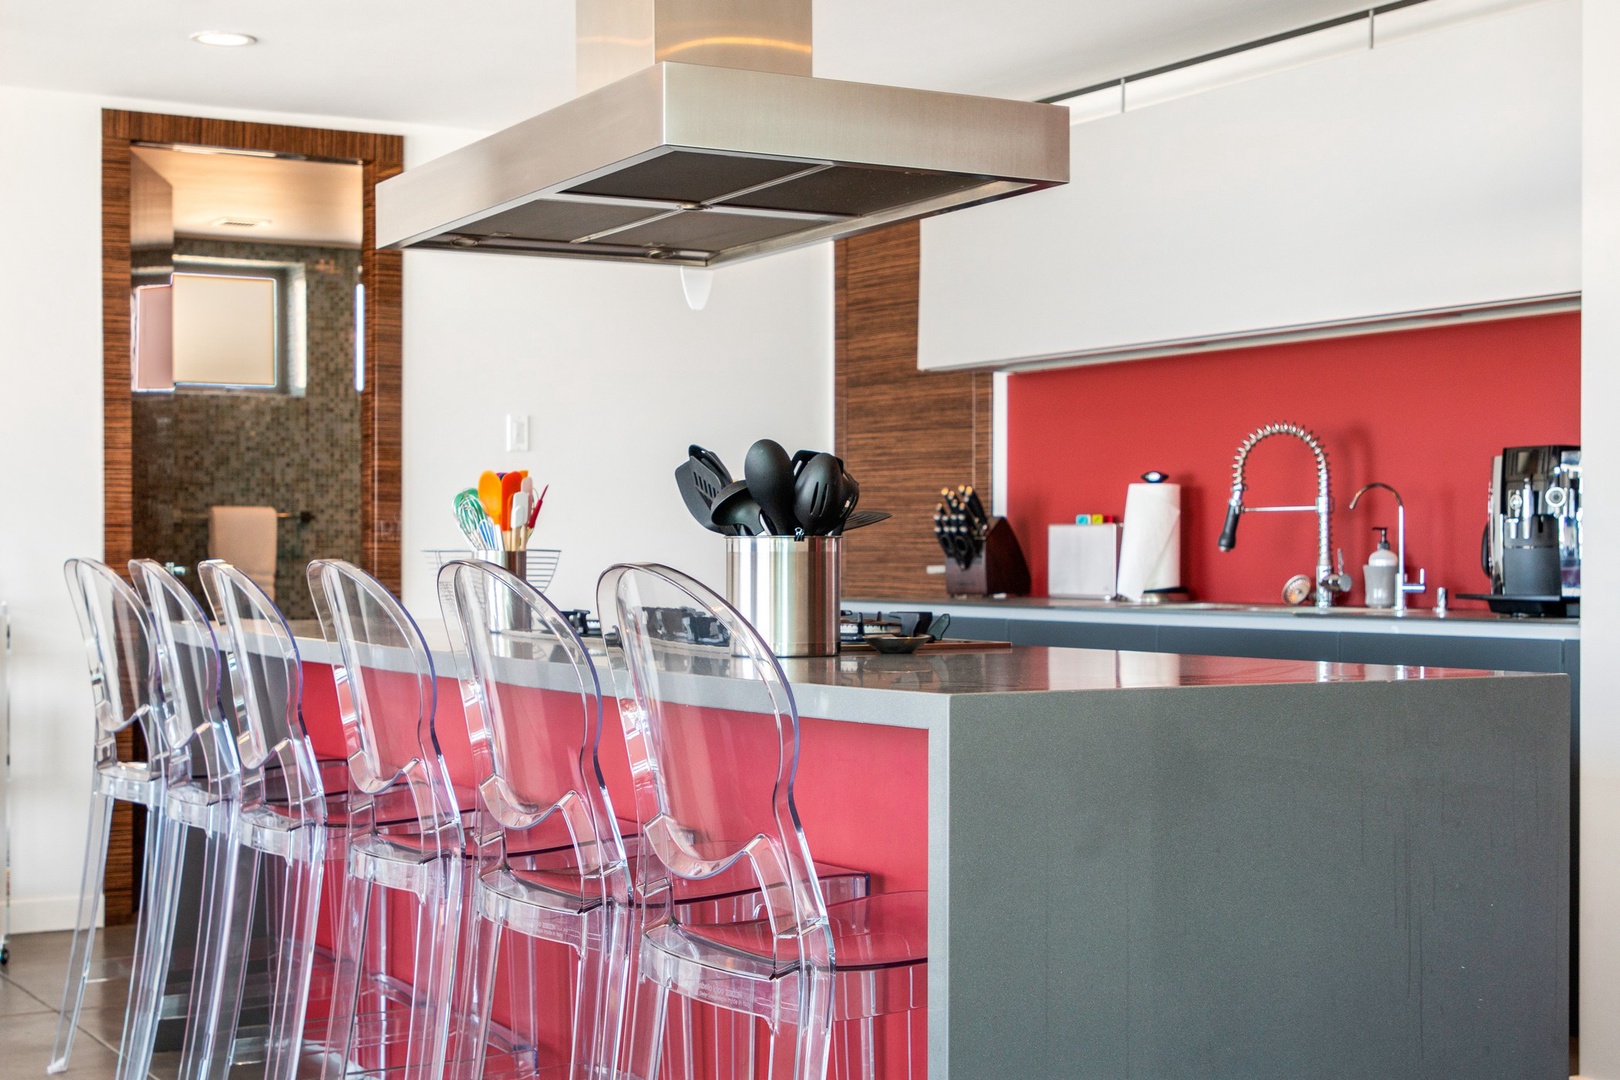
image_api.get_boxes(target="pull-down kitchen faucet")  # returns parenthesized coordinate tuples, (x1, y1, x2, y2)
(1218, 422, 1350, 609)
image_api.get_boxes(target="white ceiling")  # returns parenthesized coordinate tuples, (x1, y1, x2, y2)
(133, 147, 362, 247)
(0, 1, 1372, 133)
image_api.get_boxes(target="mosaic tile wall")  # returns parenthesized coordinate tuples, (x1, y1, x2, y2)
(132, 239, 362, 619)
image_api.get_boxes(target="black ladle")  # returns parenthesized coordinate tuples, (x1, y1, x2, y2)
(744, 439, 799, 535)
(709, 480, 763, 536)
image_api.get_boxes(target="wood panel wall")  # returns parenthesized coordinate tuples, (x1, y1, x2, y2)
(99, 111, 404, 922)
(834, 223, 993, 599)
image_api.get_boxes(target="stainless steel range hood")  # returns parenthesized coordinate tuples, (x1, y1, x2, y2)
(375, 0, 1069, 267)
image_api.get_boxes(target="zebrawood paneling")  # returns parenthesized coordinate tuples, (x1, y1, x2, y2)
(99, 111, 404, 921)
(360, 159, 405, 593)
(835, 223, 993, 599)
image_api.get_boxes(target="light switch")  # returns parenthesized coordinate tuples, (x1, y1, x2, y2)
(505, 414, 531, 452)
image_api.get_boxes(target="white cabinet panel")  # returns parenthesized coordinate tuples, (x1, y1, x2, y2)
(918, 0, 1579, 371)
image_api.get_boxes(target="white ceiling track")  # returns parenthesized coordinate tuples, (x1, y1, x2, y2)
(1053, 0, 1562, 123)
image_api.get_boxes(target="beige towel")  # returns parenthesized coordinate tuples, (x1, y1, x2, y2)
(208, 506, 278, 599)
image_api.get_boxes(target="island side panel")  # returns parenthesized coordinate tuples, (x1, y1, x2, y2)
(944, 674, 1569, 1079)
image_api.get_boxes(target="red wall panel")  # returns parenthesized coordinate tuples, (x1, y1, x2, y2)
(1006, 313, 1580, 607)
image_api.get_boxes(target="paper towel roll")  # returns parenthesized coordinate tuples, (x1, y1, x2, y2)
(1115, 482, 1181, 601)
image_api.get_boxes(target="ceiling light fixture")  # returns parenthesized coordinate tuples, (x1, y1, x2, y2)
(169, 145, 280, 158)
(189, 30, 258, 47)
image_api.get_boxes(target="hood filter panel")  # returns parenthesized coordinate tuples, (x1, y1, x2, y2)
(563, 150, 815, 204)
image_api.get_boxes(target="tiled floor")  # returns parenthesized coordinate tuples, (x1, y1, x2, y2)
(0, 927, 182, 1080)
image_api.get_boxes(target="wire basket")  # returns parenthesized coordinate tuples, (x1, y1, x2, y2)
(423, 548, 561, 610)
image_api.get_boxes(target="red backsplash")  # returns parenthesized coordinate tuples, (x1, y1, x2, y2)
(1006, 313, 1580, 608)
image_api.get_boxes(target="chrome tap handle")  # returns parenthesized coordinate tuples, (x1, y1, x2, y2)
(1402, 567, 1427, 594)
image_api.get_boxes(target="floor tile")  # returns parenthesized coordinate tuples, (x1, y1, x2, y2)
(0, 1011, 118, 1080)
(0, 929, 136, 1005)
(0, 975, 53, 1017)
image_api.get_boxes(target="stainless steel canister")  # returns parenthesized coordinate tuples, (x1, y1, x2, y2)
(475, 549, 531, 632)
(725, 536, 841, 657)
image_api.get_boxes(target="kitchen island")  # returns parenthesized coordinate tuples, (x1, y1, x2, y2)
(293, 630, 1569, 1079)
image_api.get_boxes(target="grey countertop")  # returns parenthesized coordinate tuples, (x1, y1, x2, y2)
(289, 620, 1540, 729)
(847, 594, 1581, 640)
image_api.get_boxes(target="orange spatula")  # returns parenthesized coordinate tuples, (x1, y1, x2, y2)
(477, 471, 503, 523)
(500, 471, 524, 530)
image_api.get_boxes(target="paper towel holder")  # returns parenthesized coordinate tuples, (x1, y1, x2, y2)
(945, 517, 1031, 597)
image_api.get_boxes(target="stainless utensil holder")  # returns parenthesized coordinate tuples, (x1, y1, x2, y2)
(477, 549, 532, 632)
(725, 536, 841, 657)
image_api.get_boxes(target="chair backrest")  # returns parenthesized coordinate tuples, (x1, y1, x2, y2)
(199, 559, 325, 823)
(439, 559, 627, 895)
(595, 563, 828, 962)
(129, 560, 240, 793)
(306, 559, 460, 844)
(63, 558, 162, 767)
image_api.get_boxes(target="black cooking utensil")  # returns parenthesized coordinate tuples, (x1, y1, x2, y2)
(709, 480, 763, 536)
(744, 439, 798, 535)
(675, 458, 732, 533)
(793, 453, 848, 535)
(688, 444, 733, 486)
(839, 509, 891, 532)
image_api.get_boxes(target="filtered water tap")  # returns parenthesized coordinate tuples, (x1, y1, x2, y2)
(1348, 481, 1427, 613)
(1217, 422, 1348, 609)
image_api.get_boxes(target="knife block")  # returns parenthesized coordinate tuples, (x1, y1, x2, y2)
(946, 517, 1031, 597)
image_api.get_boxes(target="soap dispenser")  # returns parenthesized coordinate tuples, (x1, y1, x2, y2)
(1364, 527, 1398, 609)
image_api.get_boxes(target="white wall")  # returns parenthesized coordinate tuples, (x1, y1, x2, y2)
(0, 83, 833, 931)
(398, 246, 833, 617)
(918, 0, 1581, 369)
(1581, 0, 1619, 1070)
(0, 88, 112, 934)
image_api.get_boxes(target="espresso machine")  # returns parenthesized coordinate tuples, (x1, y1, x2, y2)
(1472, 445, 1581, 616)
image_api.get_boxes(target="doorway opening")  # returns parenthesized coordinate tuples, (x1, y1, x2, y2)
(101, 110, 404, 923)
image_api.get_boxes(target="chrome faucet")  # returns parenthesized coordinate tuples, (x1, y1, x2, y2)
(1218, 422, 1350, 609)
(1348, 482, 1426, 612)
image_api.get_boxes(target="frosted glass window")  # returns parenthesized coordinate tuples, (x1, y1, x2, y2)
(172, 272, 277, 386)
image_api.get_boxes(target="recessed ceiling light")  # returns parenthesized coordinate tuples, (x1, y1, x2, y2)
(190, 30, 258, 48)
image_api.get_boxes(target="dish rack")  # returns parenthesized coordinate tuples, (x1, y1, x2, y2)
(422, 549, 562, 608)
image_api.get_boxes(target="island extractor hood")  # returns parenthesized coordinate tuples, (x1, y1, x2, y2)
(375, 0, 1070, 267)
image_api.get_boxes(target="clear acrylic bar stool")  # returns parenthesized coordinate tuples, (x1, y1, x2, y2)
(50, 559, 170, 1075)
(597, 564, 928, 1080)
(437, 559, 635, 1080)
(307, 559, 464, 1080)
(198, 559, 330, 1080)
(126, 559, 248, 1080)
(440, 558, 876, 1080)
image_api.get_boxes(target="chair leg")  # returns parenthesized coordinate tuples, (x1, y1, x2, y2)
(115, 813, 189, 1080)
(321, 872, 373, 1080)
(265, 831, 325, 1080)
(463, 905, 502, 1080)
(573, 903, 632, 1080)
(789, 973, 835, 1080)
(179, 815, 254, 1080)
(855, 1017, 878, 1080)
(644, 985, 675, 1080)
(400, 857, 461, 1080)
(47, 791, 115, 1075)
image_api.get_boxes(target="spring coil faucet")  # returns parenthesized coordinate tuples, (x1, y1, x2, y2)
(1218, 422, 1349, 609)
